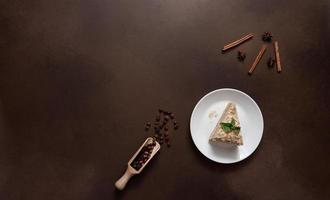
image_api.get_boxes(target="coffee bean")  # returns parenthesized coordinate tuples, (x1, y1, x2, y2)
(145, 122, 151, 130)
(164, 115, 170, 121)
(158, 109, 163, 113)
(170, 113, 175, 119)
(164, 126, 168, 131)
(174, 125, 179, 130)
(173, 121, 177, 125)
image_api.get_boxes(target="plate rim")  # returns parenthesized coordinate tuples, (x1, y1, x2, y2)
(190, 88, 264, 164)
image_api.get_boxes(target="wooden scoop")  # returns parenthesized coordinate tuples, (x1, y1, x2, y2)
(115, 137, 160, 190)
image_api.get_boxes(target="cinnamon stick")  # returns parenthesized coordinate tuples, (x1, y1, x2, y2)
(248, 45, 267, 75)
(274, 41, 282, 73)
(222, 33, 253, 52)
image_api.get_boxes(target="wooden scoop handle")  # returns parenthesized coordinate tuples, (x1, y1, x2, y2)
(115, 168, 134, 190)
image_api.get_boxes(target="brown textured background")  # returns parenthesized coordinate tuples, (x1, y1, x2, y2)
(0, 0, 329, 199)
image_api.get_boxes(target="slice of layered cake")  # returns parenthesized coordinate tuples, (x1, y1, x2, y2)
(209, 102, 243, 145)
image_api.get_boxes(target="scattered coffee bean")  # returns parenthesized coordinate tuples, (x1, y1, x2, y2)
(143, 109, 179, 149)
(262, 32, 273, 42)
(145, 122, 151, 131)
(267, 57, 275, 68)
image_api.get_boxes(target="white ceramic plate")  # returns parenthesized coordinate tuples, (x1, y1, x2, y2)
(190, 88, 264, 164)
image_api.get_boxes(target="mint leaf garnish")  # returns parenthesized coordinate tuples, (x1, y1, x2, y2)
(220, 118, 240, 133)
(220, 123, 232, 133)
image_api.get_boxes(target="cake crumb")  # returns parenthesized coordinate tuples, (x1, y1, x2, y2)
(208, 111, 218, 119)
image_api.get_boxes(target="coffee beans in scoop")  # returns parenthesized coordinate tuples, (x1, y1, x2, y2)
(130, 138, 157, 171)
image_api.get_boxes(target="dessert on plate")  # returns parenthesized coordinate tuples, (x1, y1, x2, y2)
(209, 102, 243, 145)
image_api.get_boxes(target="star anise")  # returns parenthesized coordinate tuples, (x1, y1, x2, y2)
(262, 32, 273, 42)
(237, 50, 246, 62)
